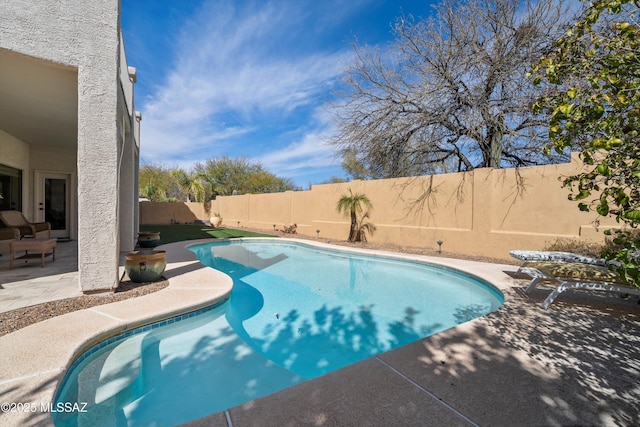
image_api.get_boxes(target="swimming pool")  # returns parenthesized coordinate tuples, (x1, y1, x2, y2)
(53, 239, 503, 426)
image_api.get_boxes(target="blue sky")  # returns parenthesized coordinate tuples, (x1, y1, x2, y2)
(121, 0, 436, 188)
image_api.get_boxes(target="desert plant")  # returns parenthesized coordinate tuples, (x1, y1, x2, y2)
(281, 224, 297, 234)
(336, 189, 375, 242)
(210, 212, 223, 228)
(543, 238, 606, 259)
(354, 211, 377, 243)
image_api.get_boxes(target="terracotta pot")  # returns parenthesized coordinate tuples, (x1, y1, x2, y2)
(125, 250, 167, 282)
(138, 231, 161, 248)
(210, 216, 222, 228)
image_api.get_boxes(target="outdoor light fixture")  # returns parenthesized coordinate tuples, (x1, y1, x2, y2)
(237, 221, 240, 227)
(273, 224, 276, 232)
(437, 240, 443, 253)
(316, 229, 320, 238)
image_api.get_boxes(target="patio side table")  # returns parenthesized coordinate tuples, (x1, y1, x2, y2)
(10, 238, 57, 269)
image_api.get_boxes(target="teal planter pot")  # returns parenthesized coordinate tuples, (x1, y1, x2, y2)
(138, 231, 161, 249)
(125, 250, 167, 282)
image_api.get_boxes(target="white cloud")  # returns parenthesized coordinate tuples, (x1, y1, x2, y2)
(136, 0, 385, 185)
(257, 130, 338, 175)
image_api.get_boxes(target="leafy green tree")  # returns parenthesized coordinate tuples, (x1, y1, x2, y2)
(320, 176, 350, 185)
(336, 189, 375, 242)
(140, 158, 297, 202)
(139, 163, 172, 202)
(340, 148, 369, 181)
(170, 169, 205, 202)
(195, 156, 297, 198)
(532, 0, 640, 286)
(245, 171, 296, 194)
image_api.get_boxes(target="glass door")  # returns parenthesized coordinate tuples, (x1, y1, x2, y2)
(36, 171, 71, 239)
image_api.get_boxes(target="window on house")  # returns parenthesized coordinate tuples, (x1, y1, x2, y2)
(0, 164, 22, 213)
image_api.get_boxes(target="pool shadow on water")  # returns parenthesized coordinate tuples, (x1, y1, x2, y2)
(53, 286, 488, 426)
(223, 278, 492, 382)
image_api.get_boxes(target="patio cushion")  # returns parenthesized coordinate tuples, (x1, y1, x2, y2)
(531, 261, 624, 284)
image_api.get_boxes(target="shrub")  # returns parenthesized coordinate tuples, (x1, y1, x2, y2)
(542, 238, 605, 259)
(281, 224, 297, 234)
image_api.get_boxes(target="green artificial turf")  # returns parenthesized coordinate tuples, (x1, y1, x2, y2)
(139, 224, 274, 245)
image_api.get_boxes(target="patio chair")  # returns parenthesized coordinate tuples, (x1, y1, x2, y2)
(520, 261, 640, 309)
(0, 210, 51, 239)
(510, 250, 606, 276)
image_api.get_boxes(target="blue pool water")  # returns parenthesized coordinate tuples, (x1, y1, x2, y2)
(54, 240, 503, 426)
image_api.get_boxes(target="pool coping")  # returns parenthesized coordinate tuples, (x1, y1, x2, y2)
(2, 238, 637, 426)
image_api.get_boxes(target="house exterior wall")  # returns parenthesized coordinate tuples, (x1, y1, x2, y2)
(1, 0, 138, 293)
(141, 153, 619, 261)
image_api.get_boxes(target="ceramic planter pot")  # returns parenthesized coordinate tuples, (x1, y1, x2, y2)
(125, 250, 167, 282)
(210, 216, 222, 228)
(138, 231, 161, 248)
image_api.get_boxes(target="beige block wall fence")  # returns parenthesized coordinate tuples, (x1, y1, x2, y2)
(140, 153, 618, 262)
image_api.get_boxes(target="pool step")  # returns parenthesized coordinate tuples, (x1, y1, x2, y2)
(94, 333, 146, 404)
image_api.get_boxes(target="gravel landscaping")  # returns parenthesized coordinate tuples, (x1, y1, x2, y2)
(0, 279, 168, 336)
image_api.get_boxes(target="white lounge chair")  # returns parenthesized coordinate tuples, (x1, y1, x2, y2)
(520, 261, 640, 309)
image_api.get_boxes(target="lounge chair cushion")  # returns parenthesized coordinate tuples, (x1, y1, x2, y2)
(530, 261, 624, 284)
(510, 250, 606, 266)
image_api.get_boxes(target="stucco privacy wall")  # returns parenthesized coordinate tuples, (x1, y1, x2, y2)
(141, 153, 618, 261)
(1, 0, 124, 291)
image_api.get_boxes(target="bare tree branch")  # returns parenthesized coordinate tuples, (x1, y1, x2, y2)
(331, 0, 581, 180)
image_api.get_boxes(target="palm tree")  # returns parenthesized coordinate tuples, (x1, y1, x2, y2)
(171, 169, 205, 202)
(141, 181, 166, 202)
(336, 189, 374, 242)
(354, 211, 376, 242)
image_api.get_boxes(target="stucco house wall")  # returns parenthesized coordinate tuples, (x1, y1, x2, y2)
(1, 0, 140, 293)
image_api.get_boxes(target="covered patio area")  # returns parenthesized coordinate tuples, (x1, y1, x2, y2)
(0, 241, 81, 313)
(1, 0, 141, 295)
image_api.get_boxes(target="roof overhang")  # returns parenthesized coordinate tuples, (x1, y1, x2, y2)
(0, 49, 78, 149)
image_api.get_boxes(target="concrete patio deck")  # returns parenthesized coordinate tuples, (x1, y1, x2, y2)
(0, 240, 81, 313)
(0, 239, 638, 426)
